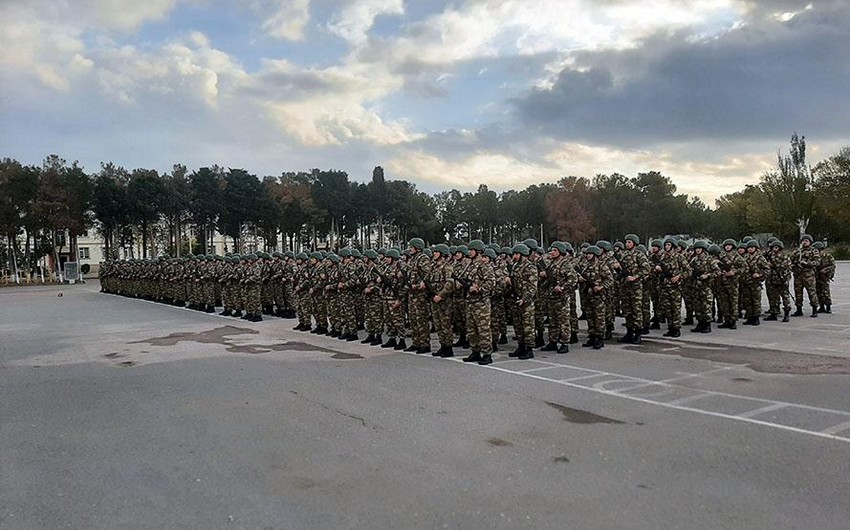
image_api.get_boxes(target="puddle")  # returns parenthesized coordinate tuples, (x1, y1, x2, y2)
(546, 401, 625, 424)
(487, 437, 513, 447)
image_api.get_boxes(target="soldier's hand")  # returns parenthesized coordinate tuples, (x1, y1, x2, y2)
(418, 281, 426, 291)
(592, 285, 603, 293)
(433, 294, 442, 303)
(469, 283, 480, 294)
(654, 265, 662, 272)
(626, 275, 638, 282)
(554, 286, 563, 294)
(671, 274, 681, 284)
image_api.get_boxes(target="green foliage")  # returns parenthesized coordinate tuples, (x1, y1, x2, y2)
(830, 246, 850, 261)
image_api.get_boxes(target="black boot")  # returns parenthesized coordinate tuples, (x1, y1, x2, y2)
(509, 344, 523, 358)
(328, 329, 340, 337)
(619, 330, 634, 343)
(630, 333, 642, 345)
(690, 322, 704, 333)
(254, 314, 263, 322)
(394, 339, 407, 351)
(463, 351, 482, 363)
(453, 334, 467, 347)
(640, 325, 650, 335)
(347, 332, 359, 342)
(361, 334, 374, 344)
(381, 337, 397, 349)
(556, 344, 570, 354)
(750, 317, 761, 326)
(570, 331, 579, 344)
(232, 310, 242, 318)
(811, 307, 818, 318)
(220, 309, 232, 316)
(518, 347, 534, 360)
(825, 305, 831, 314)
(439, 346, 455, 358)
(204, 305, 215, 313)
(593, 337, 604, 350)
(649, 320, 661, 330)
(663, 328, 680, 337)
(792, 306, 804, 316)
(729, 319, 737, 330)
(404, 343, 418, 352)
(370, 334, 383, 346)
(534, 330, 545, 348)
(764, 314, 778, 321)
(491, 341, 498, 352)
(433, 345, 445, 357)
(416, 346, 431, 354)
(541, 341, 558, 352)
(582, 335, 596, 348)
(782, 309, 790, 322)
(478, 354, 493, 365)
(700, 322, 712, 333)
(683, 315, 694, 326)
(498, 333, 508, 345)
(604, 324, 613, 340)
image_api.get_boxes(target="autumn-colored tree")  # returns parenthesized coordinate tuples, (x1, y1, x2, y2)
(546, 176, 597, 244)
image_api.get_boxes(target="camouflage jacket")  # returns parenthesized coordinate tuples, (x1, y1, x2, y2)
(511, 257, 538, 304)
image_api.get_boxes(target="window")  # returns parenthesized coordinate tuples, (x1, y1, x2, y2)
(79, 247, 90, 260)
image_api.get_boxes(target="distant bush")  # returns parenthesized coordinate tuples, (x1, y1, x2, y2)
(830, 245, 850, 261)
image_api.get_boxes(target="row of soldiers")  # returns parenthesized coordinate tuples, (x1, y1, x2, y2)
(98, 234, 835, 365)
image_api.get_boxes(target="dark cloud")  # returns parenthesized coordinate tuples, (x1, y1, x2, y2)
(512, 1, 850, 146)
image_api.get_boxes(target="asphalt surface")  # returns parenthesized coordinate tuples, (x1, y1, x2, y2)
(2, 265, 850, 530)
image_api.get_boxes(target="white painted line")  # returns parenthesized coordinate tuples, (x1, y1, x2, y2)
(737, 403, 788, 419)
(521, 365, 578, 373)
(560, 373, 614, 383)
(617, 366, 740, 393)
(821, 420, 850, 435)
(666, 393, 714, 406)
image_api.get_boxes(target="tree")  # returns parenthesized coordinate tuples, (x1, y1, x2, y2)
(546, 176, 596, 243)
(758, 133, 816, 241)
(127, 168, 165, 258)
(219, 168, 262, 252)
(813, 146, 850, 242)
(310, 169, 351, 249)
(188, 166, 223, 254)
(92, 163, 130, 259)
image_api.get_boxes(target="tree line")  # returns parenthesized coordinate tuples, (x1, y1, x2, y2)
(1, 134, 848, 278)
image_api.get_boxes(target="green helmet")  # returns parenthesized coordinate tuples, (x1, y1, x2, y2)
(651, 239, 663, 249)
(328, 253, 340, 263)
(422, 248, 433, 257)
(624, 234, 640, 244)
(801, 234, 813, 243)
(708, 244, 721, 255)
(636, 244, 647, 253)
(214, 255, 224, 261)
(408, 237, 426, 250)
(338, 247, 352, 258)
(596, 240, 612, 252)
(722, 238, 737, 247)
(613, 241, 624, 250)
(584, 245, 602, 256)
(351, 249, 362, 258)
(523, 238, 539, 249)
(746, 240, 759, 248)
(813, 241, 824, 250)
(677, 240, 689, 250)
(500, 246, 512, 255)
(487, 243, 501, 251)
(455, 245, 469, 256)
(432, 244, 450, 256)
(771, 240, 785, 250)
(663, 238, 676, 248)
(378, 247, 387, 255)
(448, 245, 457, 254)
(550, 241, 568, 255)
(296, 252, 308, 260)
(564, 242, 574, 254)
(512, 243, 530, 256)
(742, 236, 754, 243)
(468, 239, 486, 252)
(364, 249, 378, 260)
(483, 248, 497, 259)
(310, 251, 322, 260)
(272, 251, 283, 258)
(246, 253, 258, 260)
(692, 240, 708, 250)
(386, 249, 401, 259)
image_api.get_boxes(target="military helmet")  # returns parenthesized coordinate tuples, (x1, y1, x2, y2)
(596, 240, 612, 252)
(285, 250, 295, 259)
(813, 241, 824, 250)
(512, 243, 530, 256)
(500, 246, 512, 255)
(613, 241, 625, 250)
(338, 247, 352, 257)
(432, 244, 450, 256)
(364, 249, 379, 260)
(771, 240, 785, 250)
(468, 239, 486, 252)
(455, 245, 469, 256)
(448, 245, 457, 254)
(637, 244, 647, 253)
(246, 253, 258, 260)
(523, 238, 539, 249)
(651, 239, 663, 248)
(310, 251, 322, 260)
(550, 241, 568, 255)
(328, 253, 340, 263)
(580, 242, 590, 249)
(692, 240, 709, 250)
(722, 238, 737, 247)
(386, 249, 401, 259)
(272, 251, 283, 258)
(677, 240, 689, 250)
(408, 237, 426, 250)
(296, 252, 308, 260)
(746, 240, 759, 248)
(319, 250, 328, 259)
(487, 243, 501, 251)
(663, 237, 676, 247)
(742, 235, 754, 243)
(351, 249, 362, 258)
(483, 248, 497, 259)
(801, 234, 813, 243)
(584, 245, 602, 256)
(214, 255, 224, 261)
(624, 233, 640, 244)
(423, 248, 433, 257)
(708, 244, 721, 255)
(377, 247, 387, 255)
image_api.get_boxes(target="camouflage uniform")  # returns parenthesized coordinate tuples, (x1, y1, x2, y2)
(577, 248, 614, 348)
(361, 255, 385, 343)
(716, 243, 747, 328)
(542, 247, 577, 351)
(655, 242, 690, 336)
(688, 245, 721, 331)
(815, 244, 834, 313)
(615, 237, 651, 341)
(510, 251, 538, 358)
(406, 249, 433, 351)
(463, 250, 496, 362)
(381, 256, 407, 348)
(742, 244, 769, 324)
(429, 252, 455, 355)
(765, 246, 793, 321)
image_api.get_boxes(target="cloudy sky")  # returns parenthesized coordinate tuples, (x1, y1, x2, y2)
(1, 0, 848, 203)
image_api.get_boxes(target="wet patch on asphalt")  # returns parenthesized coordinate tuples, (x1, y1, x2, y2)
(545, 401, 625, 424)
(630, 340, 850, 375)
(487, 437, 514, 447)
(129, 325, 350, 356)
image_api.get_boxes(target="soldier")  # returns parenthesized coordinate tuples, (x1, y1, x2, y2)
(577, 245, 614, 349)
(405, 238, 433, 354)
(525, 239, 546, 348)
(337, 248, 360, 341)
(292, 252, 313, 331)
(496, 246, 513, 345)
(742, 240, 769, 325)
(687, 240, 720, 333)
(380, 249, 407, 350)
(429, 244, 456, 357)
(616, 234, 651, 344)
(508, 243, 537, 359)
(241, 254, 264, 321)
(360, 249, 385, 345)
(541, 241, 577, 353)
(716, 239, 745, 329)
(655, 238, 689, 337)
(791, 234, 820, 317)
(647, 240, 665, 330)
(308, 252, 329, 334)
(451, 245, 470, 348)
(814, 241, 834, 314)
(596, 240, 617, 339)
(324, 253, 343, 337)
(765, 240, 793, 322)
(460, 240, 496, 365)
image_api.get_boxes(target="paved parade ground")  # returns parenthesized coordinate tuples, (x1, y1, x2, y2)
(2, 266, 850, 530)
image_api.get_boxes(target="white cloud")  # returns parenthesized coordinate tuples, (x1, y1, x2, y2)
(328, 0, 403, 45)
(259, 0, 311, 40)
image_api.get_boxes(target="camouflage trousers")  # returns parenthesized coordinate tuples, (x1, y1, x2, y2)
(222, 284, 234, 310)
(715, 279, 738, 323)
(534, 292, 545, 335)
(273, 283, 286, 311)
(311, 291, 328, 329)
(766, 282, 792, 315)
(243, 284, 262, 314)
(816, 276, 832, 306)
(513, 298, 535, 346)
(383, 298, 405, 339)
(204, 280, 216, 307)
(432, 298, 454, 346)
(452, 296, 467, 337)
(585, 292, 606, 337)
(641, 280, 652, 327)
(569, 291, 578, 337)
(620, 281, 643, 331)
(741, 281, 763, 318)
(341, 290, 358, 334)
(794, 271, 818, 308)
(295, 290, 312, 326)
(491, 295, 507, 339)
(327, 291, 342, 332)
(408, 291, 431, 348)
(546, 294, 570, 344)
(692, 282, 713, 324)
(466, 297, 492, 354)
(364, 290, 383, 335)
(659, 284, 682, 330)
